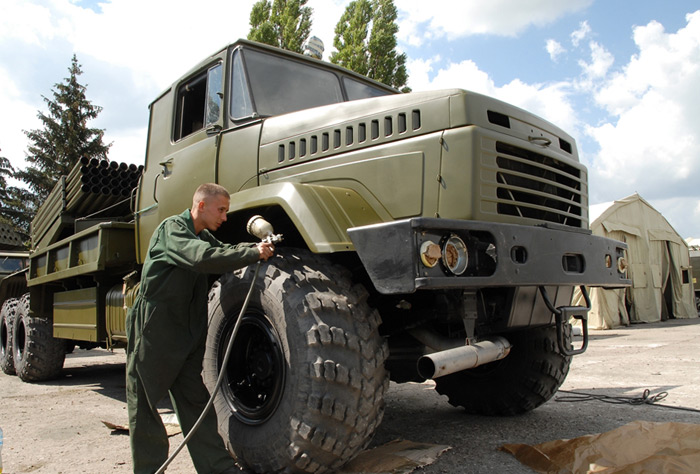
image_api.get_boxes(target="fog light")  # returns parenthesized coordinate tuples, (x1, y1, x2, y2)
(442, 234, 468, 275)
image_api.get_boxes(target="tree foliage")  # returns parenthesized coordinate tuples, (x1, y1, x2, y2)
(15, 55, 110, 218)
(248, 0, 313, 54)
(331, 0, 409, 92)
(0, 155, 31, 238)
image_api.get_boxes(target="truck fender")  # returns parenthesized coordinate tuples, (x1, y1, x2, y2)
(229, 182, 383, 253)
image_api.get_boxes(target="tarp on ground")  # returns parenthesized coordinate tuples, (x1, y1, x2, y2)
(573, 193, 697, 329)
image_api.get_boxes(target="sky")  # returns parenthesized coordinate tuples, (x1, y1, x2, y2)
(2, 0, 700, 238)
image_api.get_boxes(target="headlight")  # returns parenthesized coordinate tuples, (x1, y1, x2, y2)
(442, 234, 468, 275)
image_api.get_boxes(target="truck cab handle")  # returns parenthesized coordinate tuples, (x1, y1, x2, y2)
(528, 136, 552, 147)
(153, 172, 160, 203)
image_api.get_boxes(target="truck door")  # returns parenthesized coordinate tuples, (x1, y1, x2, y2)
(135, 62, 224, 259)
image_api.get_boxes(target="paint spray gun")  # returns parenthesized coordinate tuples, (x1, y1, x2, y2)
(247, 215, 284, 245)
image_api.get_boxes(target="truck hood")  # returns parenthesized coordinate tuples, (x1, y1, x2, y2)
(259, 88, 577, 163)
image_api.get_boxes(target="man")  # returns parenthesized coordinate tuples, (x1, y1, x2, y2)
(126, 183, 274, 473)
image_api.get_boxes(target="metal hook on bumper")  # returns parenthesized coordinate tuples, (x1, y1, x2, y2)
(538, 286, 591, 356)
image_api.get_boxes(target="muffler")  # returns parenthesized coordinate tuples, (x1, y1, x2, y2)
(417, 337, 511, 379)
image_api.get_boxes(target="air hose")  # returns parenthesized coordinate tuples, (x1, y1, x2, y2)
(155, 260, 261, 474)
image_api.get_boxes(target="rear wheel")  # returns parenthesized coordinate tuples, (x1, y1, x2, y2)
(1, 298, 18, 375)
(204, 249, 388, 473)
(434, 325, 571, 415)
(12, 293, 66, 382)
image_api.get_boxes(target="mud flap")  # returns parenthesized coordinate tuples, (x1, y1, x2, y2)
(539, 286, 590, 356)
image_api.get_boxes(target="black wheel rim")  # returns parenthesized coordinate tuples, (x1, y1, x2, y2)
(219, 309, 285, 425)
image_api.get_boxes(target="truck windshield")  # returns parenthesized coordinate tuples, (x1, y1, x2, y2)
(0, 256, 27, 274)
(231, 48, 392, 120)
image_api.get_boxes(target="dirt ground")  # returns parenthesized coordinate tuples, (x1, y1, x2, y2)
(2, 318, 700, 473)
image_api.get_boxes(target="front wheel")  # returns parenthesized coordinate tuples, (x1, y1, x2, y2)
(434, 325, 572, 415)
(204, 249, 389, 473)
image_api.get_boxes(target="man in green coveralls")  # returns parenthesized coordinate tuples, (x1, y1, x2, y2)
(126, 183, 275, 473)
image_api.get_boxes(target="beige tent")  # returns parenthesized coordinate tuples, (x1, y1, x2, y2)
(574, 193, 697, 329)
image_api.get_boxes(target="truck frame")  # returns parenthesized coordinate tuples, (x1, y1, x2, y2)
(0, 39, 629, 473)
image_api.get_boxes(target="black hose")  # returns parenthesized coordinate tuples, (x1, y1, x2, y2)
(155, 261, 262, 474)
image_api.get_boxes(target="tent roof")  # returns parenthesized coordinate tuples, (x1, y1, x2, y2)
(590, 193, 686, 247)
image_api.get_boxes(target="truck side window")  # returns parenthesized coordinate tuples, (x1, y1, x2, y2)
(174, 63, 222, 141)
(206, 64, 223, 126)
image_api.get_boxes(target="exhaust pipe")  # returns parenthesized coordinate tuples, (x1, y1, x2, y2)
(417, 337, 511, 379)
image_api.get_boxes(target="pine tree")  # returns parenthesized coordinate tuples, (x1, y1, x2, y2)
(248, 0, 313, 54)
(15, 55, 110, 214)
(331, 0, 410, 92)
(0, 155, 31, 239)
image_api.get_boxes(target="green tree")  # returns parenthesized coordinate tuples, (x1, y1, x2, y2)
(331, 0, 410, 92)
(330, 0, 372, 76)
(248, 0, 313, 54)
(15, 55, 110, 214)
(0, 154, 31, 239)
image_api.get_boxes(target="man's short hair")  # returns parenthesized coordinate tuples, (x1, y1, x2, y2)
(193, 183, 230, 206)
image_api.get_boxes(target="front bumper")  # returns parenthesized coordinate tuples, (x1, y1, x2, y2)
(348, 218, 630, 295)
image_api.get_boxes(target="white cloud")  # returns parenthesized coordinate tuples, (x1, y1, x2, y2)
(571, 20, 591, 47)
(407, 58, 577, 135)
(586, 11, 700, 224)
(396, 0, 593, 46)
(0, 0, 56, 45)
(546, 39, 566, 61)
(578, 41, 614, 80)
(0, 67, 42, 170)
(405, 57, 438, 91)
(105, 127, 149, 166)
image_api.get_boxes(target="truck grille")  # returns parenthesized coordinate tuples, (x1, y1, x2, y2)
(494, 142, 583, 227)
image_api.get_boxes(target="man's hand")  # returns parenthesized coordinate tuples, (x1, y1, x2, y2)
(256, 242, 275, 261)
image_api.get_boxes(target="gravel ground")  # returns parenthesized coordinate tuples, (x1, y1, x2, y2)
(1, 318, 699, 473)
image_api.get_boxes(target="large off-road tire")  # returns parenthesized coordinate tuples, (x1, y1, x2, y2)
(204, 249, 389, 473)
(1, 298, 19, 375)
(12, 293, 66, 382)
(434, 325, 572, 415)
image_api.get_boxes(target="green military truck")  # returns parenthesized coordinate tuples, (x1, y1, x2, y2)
(0, 39, 629, 472)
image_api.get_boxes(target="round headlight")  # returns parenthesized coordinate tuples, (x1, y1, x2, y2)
(442, 234, 468, 275)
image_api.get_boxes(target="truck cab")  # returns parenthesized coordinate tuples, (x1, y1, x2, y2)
(135, 39, 395, 260)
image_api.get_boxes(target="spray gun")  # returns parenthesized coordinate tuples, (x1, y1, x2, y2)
(247, 215, 283, 245)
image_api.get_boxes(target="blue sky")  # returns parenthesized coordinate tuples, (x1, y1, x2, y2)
(2, 0, 700, 238)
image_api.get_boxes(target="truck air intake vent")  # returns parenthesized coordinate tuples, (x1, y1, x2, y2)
(276, 109, 423, 165)
(559, 138, 572, 154)
(487, 110, 510, 128)
(494, 142, 582, 227)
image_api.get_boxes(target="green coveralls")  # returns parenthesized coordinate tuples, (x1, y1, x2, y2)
(126, 209, 259, 474)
